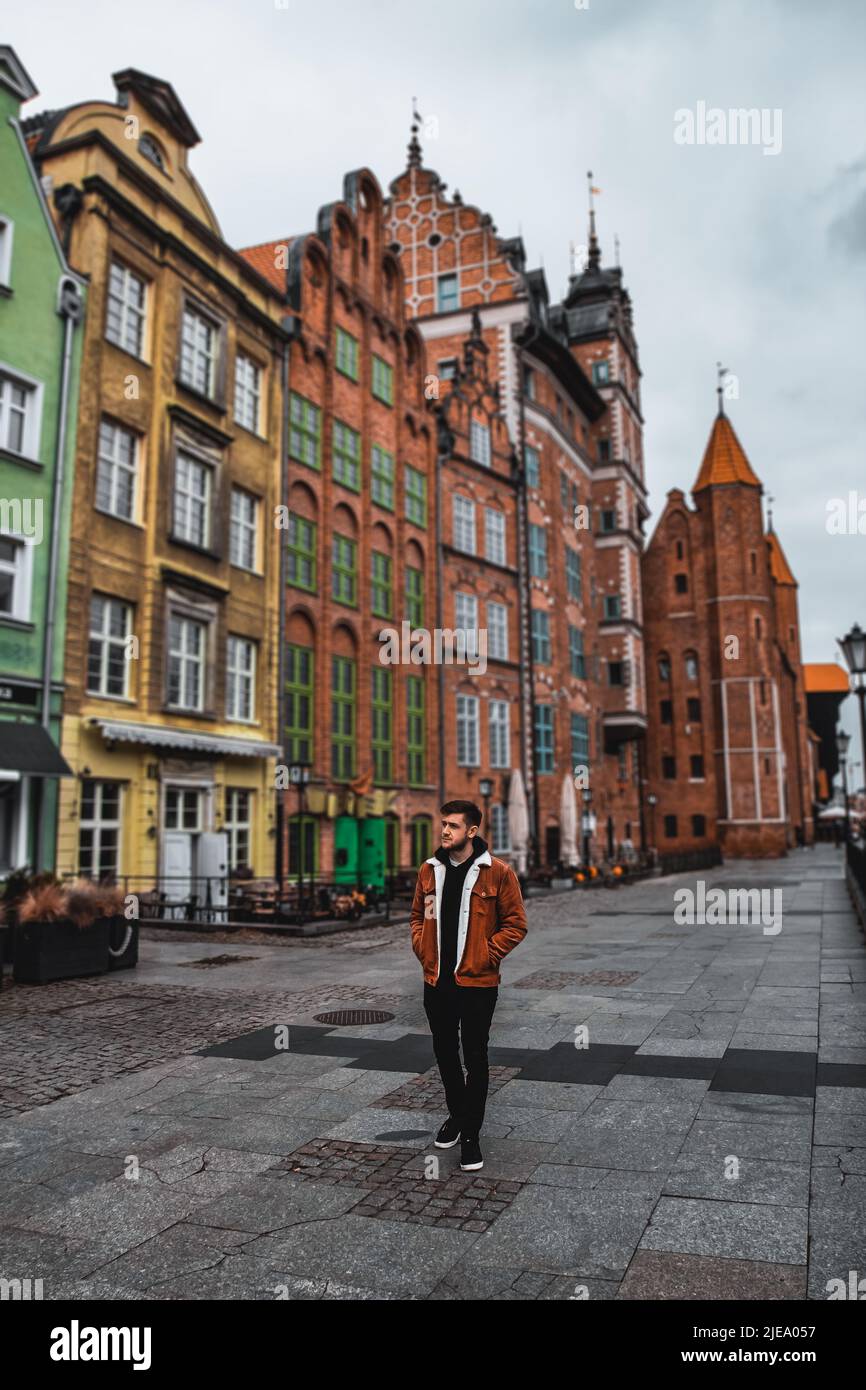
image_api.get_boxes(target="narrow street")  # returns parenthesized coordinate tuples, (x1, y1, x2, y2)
(1, 845, 863, 1300)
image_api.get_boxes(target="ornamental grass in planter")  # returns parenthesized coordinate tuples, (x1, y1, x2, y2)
(13, 879, 111, 985)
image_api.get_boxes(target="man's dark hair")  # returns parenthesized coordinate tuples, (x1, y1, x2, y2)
(440, 799, 482, 828)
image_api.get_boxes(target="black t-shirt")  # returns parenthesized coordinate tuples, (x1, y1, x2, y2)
(434, 838, 486, 988)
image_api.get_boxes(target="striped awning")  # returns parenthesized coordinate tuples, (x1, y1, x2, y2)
(94, 720, 281, 760)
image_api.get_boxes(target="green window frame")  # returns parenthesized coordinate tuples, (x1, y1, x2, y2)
(525, 445, 540, 489)
(371, 444, 395, 510)
(405, 465, 427, 527)
(288, 393, 321, 470)
(331, 655, 356, 779)
(332, 533, 357, 606)
(287, 514, 317, 592)
(371, 551, 392, 619)
(407, 674, 426, 786)
(534, 703, 554, 774)
(406, 566, 424, 629)
(371, 667, 393, 784)
(570, 713, 590, 768)
(287, 814, 318, 882)
(531, 609, 551, 664)
(335, 325, 359, 381)
(565, 545, 582, 601)
(411, 815, 432, 866)
(528, 523, 548, 578)
(285, 642, 314, 763)
(332, 419, 361, 491)
(568, 624, 586, 678)
(372, 355, 394, 406)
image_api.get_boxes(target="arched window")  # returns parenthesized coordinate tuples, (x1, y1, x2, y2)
(139, 133, 166, 171)
(684, 650, 699, 681)
(658, 654, 671, 682)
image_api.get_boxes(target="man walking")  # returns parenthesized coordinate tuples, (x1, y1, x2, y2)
(410, 800, 527, 1171)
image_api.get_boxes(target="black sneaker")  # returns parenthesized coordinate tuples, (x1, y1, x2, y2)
(460, 1135, 483, 1170)
(434, 1115, 461, 1148)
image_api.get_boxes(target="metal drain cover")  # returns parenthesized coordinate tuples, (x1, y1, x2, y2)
(314, 1008, 394, 1026)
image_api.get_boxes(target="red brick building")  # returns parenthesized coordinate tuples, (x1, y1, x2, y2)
(642, 405, 814, 857)
(385, 128, 649, 869)
(240, 169, 439, 884)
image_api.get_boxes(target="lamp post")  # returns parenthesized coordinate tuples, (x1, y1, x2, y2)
(581, 788, 593, 867)
(288, 760, 311, 923)
(838, 623, 866, 801)
(837, 729, 851, 845)
(647, 793, 658, 860)
(479, 777, 494, 840)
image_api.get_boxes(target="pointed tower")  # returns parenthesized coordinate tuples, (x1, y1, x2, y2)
(692, 404, 789, 854)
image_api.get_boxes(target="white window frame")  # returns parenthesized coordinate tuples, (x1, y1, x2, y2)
(470, 418, 491, 467)
(173, 451, 212, 549)
(0, 533, 34, 624)
(163, 786, 205, 832)
(167, 614, 207, 711)
(489, 699, 510, 770)
(487, 600, 508, 661)
(105, 260, 147, 359)
(456, 693, 480, 767)
(87, 594, 133, 698)
(453, 494, 476, 555)
(229, 486, 259, 571)
(78, 780, 123, 878)
(490, 803, 511, 854)
(484, 507, 505, 565)
(454, 591, 479, 662)
(227, 635, 257, 723)
(96, 418, 139, 522)
(225, 787, 252, 870)
(0, 215, 14, 286)
(0, 363, 44, 461)
(234, 352, 262, 434)
(180, 303, 218, 397)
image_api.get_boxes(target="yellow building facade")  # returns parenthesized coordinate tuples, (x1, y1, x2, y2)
(26, 69, 287, 897)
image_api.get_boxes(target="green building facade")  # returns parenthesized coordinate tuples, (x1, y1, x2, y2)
(0, 47, 85, 872)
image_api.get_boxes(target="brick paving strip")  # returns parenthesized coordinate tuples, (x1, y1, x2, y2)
(376, 1066, 521, 1112)
(514, 970, 642, 989)
(273, 1138, 525, 1231)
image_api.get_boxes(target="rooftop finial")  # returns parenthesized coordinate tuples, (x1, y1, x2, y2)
(587, 170, 601, 270)
(408, 96, 423, 169)
(716, 361, 729, 417)
(767, 492, 775, 532)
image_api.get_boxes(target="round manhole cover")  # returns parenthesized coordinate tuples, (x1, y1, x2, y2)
(313, 1009, 394, 1026)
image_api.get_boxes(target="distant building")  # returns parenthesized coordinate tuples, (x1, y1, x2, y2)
(0, 48, 85, 871)
(240, 170, 439, 885)
(24, 68, 286, 893)
(804, 663, 850, 804)
(643, 405, 814, 856)
(385, 127, 648, 868)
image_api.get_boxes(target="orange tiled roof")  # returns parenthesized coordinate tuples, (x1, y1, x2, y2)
(238, 239, 289, 293)
(767, 530, 797, 586)
(692, 412, 761, 493)
(803, 663, 850, 694)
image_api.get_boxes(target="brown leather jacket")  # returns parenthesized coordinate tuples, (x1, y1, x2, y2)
(410, 848, 527, 987)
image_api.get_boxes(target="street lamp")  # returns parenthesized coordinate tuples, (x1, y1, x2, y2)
(288, 761, 311, 923)
(837, 729, 851, 845)
(479, 778, 494, 838)
(647, 793, 658, 859)
(581, 788, 593, 866)
(838, 623, 866, 796)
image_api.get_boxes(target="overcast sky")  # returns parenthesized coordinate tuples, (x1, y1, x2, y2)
(10, 0, 866, 760)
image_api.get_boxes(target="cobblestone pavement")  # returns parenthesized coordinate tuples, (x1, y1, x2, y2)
(1, 845, 864, 1301)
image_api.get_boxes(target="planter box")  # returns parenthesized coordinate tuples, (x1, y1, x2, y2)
(13, 918, 110, 985)
(106, 914, 139, 972)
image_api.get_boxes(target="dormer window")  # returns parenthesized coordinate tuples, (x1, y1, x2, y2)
(139, 134, 166, 172)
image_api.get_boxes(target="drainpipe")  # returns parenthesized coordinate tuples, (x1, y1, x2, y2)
(36, 277, 84, 869)
(434, 410, 452, 807)
(514, 343, 537, 865)
(276, 336, 290, 892)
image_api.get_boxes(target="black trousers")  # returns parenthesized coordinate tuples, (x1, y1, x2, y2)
(423, 978, 499, 1138)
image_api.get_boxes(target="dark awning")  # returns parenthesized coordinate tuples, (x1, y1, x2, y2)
(0, 721, 72, 776)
